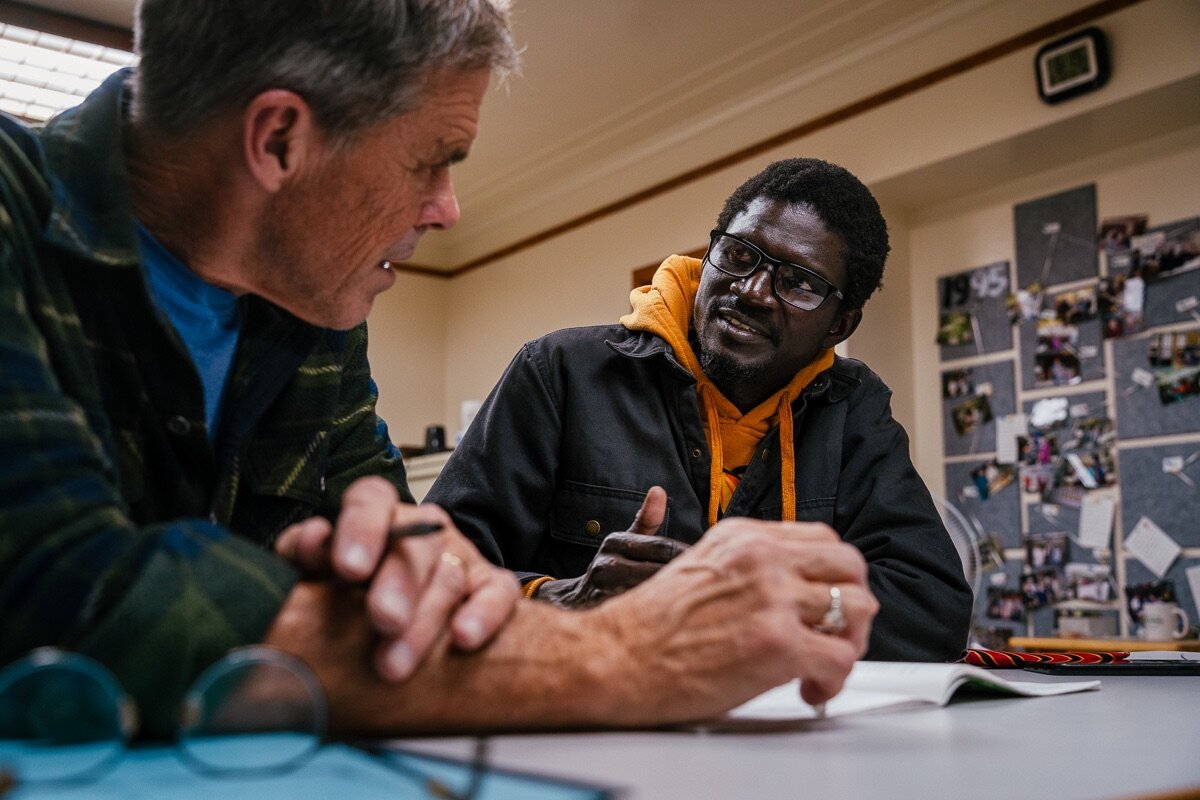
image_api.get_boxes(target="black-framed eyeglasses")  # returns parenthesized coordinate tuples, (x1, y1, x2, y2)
(0, 646, 489, 799)
(703, 229, 844, 311)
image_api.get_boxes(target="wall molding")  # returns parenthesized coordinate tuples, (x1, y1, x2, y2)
(444, 0, 1146, 281)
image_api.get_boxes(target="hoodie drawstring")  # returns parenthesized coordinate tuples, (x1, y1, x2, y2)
(777, 391, 796, 523)
(700, 383, 798, 527)
(698, 383, 724, 528)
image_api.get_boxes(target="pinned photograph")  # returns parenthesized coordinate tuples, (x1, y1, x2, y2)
(970, 462, 1015, 501)
(1020, 463, 1056, 495)
(1064, 562, 1114, 602)
(951, 394, 993, 436)
(1097, 274, 1144, 338)
(1125, 579, 1176, 625)
(1006, 284, 1042, 325)
(1050, 287, 1098, 325)
(1033, 349, 1082, 387)
(937, 310, 975, 347)
(1025, 532, 1069, 569)
(986, 587, 1026, 622)
(1097, 214, 1147, 253)
(977, 534, 1008, 573)
(942, 368, 975, 400)
(1131, 219, 1200, 280)
(1148, 330, 1200, 406)
(1021, 567, 1062, 609)
(1033, 316, 1082, 386)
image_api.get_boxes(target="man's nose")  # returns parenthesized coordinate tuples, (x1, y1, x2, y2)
(418, 170, 461, 230)
(732, 264, 776, 306)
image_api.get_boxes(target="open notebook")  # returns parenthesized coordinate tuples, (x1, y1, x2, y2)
(727, 660, 1100, 721)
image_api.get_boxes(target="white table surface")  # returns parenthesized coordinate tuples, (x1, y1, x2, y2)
(394, 672, 1200, 800)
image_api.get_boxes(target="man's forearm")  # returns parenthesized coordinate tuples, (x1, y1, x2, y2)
(266, 582, 632, 735)
(267, 518, 880, 736)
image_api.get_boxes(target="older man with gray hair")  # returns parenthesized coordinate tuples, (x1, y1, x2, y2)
(0, 0, 877, 739)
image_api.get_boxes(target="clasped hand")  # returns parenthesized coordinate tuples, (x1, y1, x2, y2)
(273, 476, 520, 681)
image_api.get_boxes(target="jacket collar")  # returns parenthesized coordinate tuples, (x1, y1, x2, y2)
(38, 68, 139, 269)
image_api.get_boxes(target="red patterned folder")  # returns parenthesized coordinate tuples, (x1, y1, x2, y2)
(961, 648, 1130, 667)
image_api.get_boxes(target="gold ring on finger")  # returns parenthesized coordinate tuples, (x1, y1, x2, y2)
(440, 551, 466, 572)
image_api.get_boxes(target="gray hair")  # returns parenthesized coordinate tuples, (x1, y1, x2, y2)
(131, 0, 518, 139)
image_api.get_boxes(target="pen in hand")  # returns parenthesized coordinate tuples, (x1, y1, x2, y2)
(387, 521, 443, 545)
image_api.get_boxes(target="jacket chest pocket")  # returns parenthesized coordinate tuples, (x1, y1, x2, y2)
(243, 432, 331, 507)
(541, 480, 670, 577)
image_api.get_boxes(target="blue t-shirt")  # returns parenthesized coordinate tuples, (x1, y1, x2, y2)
(136, 222, 242, 442)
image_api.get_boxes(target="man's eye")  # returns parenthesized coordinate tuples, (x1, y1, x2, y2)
(779, 268, 816, 294)
(726, 245, 754, 264)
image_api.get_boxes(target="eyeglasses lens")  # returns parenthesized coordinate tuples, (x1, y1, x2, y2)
(0, 656, 125, 783)
(709, 234, 828, 311)
(0, 646, 325, 786)
(179, 651, 324, 774)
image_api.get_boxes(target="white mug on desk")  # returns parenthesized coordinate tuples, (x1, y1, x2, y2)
(1140, 601, 1190, 640)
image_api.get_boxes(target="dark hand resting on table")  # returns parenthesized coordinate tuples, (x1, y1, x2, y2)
(533, 486, 690, 608)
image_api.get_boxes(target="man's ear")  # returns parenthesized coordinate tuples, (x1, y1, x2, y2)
(821, 306, 863, 348)
(242, 90, 319, 193)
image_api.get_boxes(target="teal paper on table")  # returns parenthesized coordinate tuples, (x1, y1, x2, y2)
(6, 742, 614, 799)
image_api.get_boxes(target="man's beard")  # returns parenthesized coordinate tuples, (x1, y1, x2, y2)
(693, 297, 777, 396)
(697, 344, 767, 397)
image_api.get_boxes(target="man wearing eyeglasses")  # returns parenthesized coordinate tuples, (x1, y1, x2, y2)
(430, 158, 971, 662)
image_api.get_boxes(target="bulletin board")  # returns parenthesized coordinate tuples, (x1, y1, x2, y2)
(936, 183, 1200, 643)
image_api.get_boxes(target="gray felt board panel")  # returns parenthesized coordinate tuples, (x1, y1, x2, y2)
(1117, 441, 1200, 549)
(1018, 315, 1106, 391)
(1112, 330, 1200, 439)
(937, 262, 1014, 361)
(1143, 268, 1200, 328)
(944, 458, 1021, 549)
(940, 360, 1015, 458)
(1014, 184, 1099, 288)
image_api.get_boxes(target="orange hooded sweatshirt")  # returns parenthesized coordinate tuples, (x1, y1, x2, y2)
(620, 255, 834, 527)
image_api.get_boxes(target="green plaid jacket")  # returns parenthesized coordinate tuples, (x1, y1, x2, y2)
(0, 71, 412, 736)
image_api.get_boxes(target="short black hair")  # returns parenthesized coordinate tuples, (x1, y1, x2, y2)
(715, 158, 889, 310)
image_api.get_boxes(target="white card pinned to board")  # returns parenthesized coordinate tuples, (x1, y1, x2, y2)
(1187, 565, 1200, 622)
(1131, 368, 1154, 388)
(1124, 516, 1181, 579)
(1078, 494, 1115, 550)
(995, 414, 1027, 464)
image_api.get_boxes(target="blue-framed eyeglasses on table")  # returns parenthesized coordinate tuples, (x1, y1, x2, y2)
(0, 647, 616, 799)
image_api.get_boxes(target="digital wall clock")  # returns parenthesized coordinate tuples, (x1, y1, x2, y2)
(1035, 27, 1110, 105)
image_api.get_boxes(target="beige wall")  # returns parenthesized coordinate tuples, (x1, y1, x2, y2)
(368, 272, 448, 448)
(367, 0, 1200, 462)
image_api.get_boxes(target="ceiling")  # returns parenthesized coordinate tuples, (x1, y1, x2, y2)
(23, 0, 1127, 272)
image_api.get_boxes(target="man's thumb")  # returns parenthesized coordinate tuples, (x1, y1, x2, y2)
(628, 485, 667, 535)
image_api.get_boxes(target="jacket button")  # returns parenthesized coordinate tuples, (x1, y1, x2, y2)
(585, 520, 602, 536)
(166, 415, 192, 436)
(690, 448, 702, 459)
(761, 448, 769, 461)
